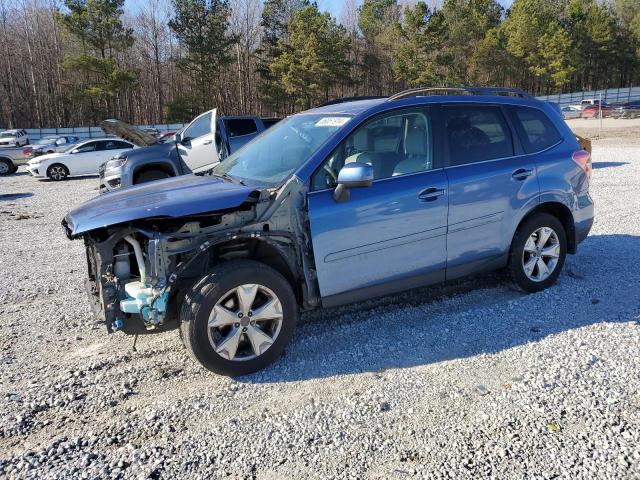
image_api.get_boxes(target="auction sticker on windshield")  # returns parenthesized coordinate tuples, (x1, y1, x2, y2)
(315, 117, 350, 127)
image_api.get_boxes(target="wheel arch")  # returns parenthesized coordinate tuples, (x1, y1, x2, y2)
(0, 156, 15, 166)
(515, 201, 576, 254)
(183, 235, 304, 305)
(132, 162, 177, 183)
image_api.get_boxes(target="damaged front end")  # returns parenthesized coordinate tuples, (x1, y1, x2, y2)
(64, 174, 318, 334)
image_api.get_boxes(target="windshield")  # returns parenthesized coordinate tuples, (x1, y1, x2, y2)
(212, 113, 352, 187)
(0, 132, 16, 138)
(36, 137, 58, 145)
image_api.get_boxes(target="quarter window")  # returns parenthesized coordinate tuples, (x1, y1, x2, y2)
(225, 119, 258, 137)
(312, 109, 433, 190)
(442, 106, 513, 166)
(511, 107, 562, 154)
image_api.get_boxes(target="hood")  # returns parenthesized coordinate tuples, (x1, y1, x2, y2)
(64, 174, 259, 236)
(100, 119, 159, 147)
(121, 141, 176, 162)
(29, 152, 63, 163)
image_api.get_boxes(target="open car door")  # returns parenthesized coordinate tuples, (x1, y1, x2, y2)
(175, 109, 220, 173)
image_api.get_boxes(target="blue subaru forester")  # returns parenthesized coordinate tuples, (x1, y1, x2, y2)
(64, 87, 594, 376)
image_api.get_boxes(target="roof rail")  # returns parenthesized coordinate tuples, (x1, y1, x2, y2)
(320, 96, 387, 107)
(388, 86, 532, 101)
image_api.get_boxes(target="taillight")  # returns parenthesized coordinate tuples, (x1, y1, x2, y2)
(572, 150, 592, 180)
(23, 148, 30, 155)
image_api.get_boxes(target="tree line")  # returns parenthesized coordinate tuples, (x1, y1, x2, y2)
(1, 0, 639, 129)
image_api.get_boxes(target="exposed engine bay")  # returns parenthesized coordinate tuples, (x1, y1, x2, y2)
(66, 176, 319, 334)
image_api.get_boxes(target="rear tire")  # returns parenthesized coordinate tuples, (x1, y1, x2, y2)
(508, 213, 567, 293)
(47, 163, 69, 181)
(134, 169, 171, 184)
(180, 260, 298, 376)
(0, 159, 14, 176)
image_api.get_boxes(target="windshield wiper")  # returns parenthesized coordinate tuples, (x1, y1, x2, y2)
(213, 172, 246, 186)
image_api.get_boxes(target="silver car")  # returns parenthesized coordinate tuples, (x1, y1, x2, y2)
(561, 106, 582, 120)
(28, 135, 80, 157)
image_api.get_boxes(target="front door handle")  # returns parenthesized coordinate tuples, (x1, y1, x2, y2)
(511, 168, 534, 180)
(418, 187, 446, 202)
(203, 140, 213, 145)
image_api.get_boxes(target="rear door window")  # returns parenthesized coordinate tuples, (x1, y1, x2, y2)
(104, 140, 133, 150)
(510, 106, 562, 154)
(225, 119, 258, 137)
(441, 106, 514, 166)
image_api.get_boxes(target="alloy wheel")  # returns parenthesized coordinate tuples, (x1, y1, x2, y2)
(0, 162, 9, 175)
(207, 284, 283, 361)
(521, 226, 560, 282)
(49, 165, 66, 180)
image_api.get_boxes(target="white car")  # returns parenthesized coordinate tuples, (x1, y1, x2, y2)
(27, 138, 136, 181)
(0, 129, 29, 147)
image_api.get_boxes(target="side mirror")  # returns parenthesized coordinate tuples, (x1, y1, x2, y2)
(174, 132, 183, 144)
(333, 162, 374, 202)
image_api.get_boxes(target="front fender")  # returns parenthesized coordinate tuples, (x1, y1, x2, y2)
(119, 144, 181, 187)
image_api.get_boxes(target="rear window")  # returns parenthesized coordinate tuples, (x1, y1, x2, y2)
(225, 119, 258, 137)
(511, 107, 562, 154)
(262, 118, 280, 129)
(442, 106, 514, 166)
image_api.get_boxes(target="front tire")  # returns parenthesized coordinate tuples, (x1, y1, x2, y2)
(47, 163, 69, 181)
(180, 260, 298, 376)
(508, 213, 567, 293)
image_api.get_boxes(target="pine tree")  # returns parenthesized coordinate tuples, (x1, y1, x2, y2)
(58, 0, 138, 121)
(270, 5, 350, 109)
(168, 0, 235, 111)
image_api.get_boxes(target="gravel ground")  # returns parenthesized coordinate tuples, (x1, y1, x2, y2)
(0, 141, 639, 480)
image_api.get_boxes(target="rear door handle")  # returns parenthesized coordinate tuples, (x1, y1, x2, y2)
(418, 187, 446, 202)
(511, 168, 533, 180)
(203, 140, 212, 145)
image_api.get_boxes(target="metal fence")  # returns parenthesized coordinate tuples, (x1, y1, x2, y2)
(22, 123, 187, 141)
(536, 86, 640, 107)
(10, 87, 640, 139)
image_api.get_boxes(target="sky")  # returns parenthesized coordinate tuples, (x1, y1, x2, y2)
(126, 0, 515, 22)
(315, 0, 513, 20)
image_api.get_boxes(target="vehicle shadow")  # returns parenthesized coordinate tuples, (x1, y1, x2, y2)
(0, 192, 34, 201)
(40, 175, 98, 182)
(241, 234, 640, 384)
(593, 161, 629, 169)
